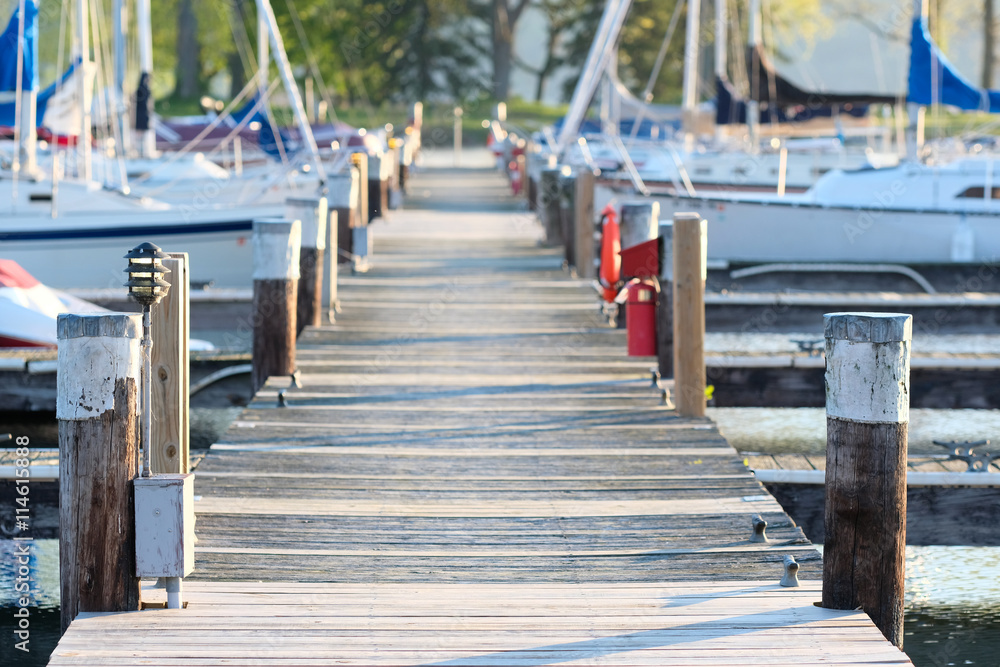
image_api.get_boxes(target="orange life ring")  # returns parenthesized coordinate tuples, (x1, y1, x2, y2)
(598, 204, 621, 303)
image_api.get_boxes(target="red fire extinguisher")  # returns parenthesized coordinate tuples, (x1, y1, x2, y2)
(626, 280, 658, 356)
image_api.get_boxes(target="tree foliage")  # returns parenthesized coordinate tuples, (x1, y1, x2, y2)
(18, 0, 835, 111)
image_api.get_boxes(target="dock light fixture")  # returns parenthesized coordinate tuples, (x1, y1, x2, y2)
(125, 242, 170, 479)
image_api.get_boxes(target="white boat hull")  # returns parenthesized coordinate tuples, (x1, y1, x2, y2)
(0, 210, 268, 289)
(597, 183, 1000, 265)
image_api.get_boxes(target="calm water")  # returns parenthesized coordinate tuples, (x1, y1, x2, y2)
(0, 539, 996, 666)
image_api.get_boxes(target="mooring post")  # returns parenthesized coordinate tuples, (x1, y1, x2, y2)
(558, 168, 577, 268)
(286, 196, 328, 334)
(619, 201, 660, 252)
(251, 219, 301, 394)
(573, 168, 596, 278)
(526, 152, 540, 211)
(57, 313, 142, 632)
(539, 167, 564, 246)
(351, 153, 371, 271)
(367, 153, 387, 222)
(328, 170, 357, 266)
(672, 212, 707, 417)
(516, 153, 528, 204)
(151, 253, 190, 474)
(325, 209, 339, 321)
(657, 220, 674, 380)
(822, 312, 911, 648)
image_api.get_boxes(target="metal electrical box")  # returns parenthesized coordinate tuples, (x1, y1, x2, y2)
(134, 473, 195, 578)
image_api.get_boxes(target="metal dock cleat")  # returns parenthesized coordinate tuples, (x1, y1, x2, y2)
(780, 555, 800, 587)
(932, 439, 999, 472)
(751, 514, 769, 543)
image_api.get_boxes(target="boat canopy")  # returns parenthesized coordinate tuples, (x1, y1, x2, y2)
(0, 0, 38, 93)
(907, 17, 1000, 111)
(746, 44, 896, 108)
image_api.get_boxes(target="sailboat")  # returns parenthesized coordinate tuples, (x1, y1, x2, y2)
(549, 0, 898, 199)
(0, 0, 329, 289)
(641, 9, 1000, 266)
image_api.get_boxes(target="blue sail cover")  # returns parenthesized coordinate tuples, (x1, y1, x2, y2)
(907, 17, 1000, 111)
(0, 0, 39, 92)
(231, 94, 299, 159)
(0, 60, 76, 127)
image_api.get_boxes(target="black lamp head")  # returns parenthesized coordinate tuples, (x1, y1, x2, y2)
(124, 242, 171, 307)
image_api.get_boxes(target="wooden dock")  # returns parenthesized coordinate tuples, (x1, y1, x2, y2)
(48, 165, 912, 666)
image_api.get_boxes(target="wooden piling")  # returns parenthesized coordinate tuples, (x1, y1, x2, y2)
(516, 154, 528, 204)
(325, 209, 339, 321)
(328, 170, 358, 266)
(573, 169, 596, 278)
(657, 221, 674, 379)
(558, 170, 576, 268)
(351, 155, 371, 270)
(367, 154, 388, 221)
(672, 213, 707, 417)
(620, 201, 660, 252)
(251, 219, 301, 394)
(286, 197, 328, 334)
(151, 254, 189, 474)
(57, 313, 142, 632)
(539, 168, 563, 246)
(822, 312, 911, 648)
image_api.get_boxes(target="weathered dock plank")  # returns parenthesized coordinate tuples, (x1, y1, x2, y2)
(48, 164, 911, 666)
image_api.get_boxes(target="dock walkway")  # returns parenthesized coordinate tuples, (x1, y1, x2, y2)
(48, 164, 912, 666)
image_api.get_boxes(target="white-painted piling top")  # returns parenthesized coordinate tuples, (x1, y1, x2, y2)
(285, 197, 328, 250)
(56, 313, 141, 421)
(825, 313, 913, 424)
(253, 219, 302, 281)
(824, 312, 913, 343)
(326, 171, 358, 207)
(621, 201, 660, 216)
(57, 313, 142, 340)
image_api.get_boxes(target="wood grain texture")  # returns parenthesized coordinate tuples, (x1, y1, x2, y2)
(297, 247, 323, 333)
(823, 418, 907, 647)
(658, 279, 674, 378)
(673, 214, 706, 416)
(251, 278, 297, 394)
(573, 169, 596, 278)
(151, 255, 189, 474)
(59, 377, 140, 632)
(50, 163, 911, 667)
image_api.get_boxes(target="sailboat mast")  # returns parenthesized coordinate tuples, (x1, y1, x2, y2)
(112, 0, 130, 156)
(254, 0, 326, 181)
(136, 0, 155, 156)
(714, 0, 727, 143)
(907, 0, 929, 157)
(746, 0, 761, 151)
(14, 0, 38, 176)
(77, 0, 92, 180)
(682, 0, 700, 148)
(555, 0, 631, 154)
(258, 6, 269, 93)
